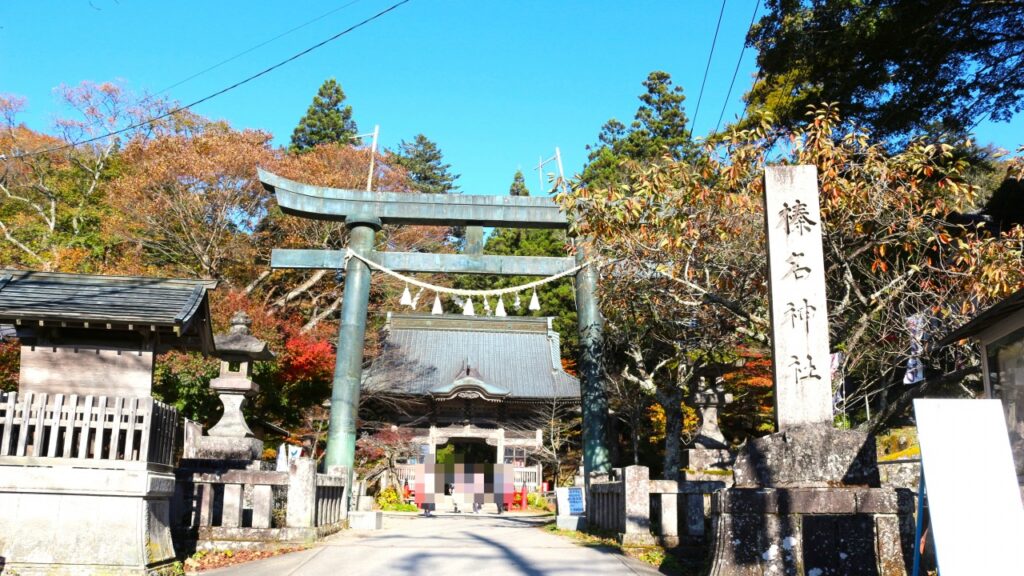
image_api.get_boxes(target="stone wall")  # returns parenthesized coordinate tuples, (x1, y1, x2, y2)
(0, 462, 178, 575)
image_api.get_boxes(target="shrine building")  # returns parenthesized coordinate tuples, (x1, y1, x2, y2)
(362, 313, 580, 489)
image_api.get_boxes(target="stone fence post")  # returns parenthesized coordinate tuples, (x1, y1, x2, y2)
(287, 457, 317, 528)
(620, 465, 656, 547)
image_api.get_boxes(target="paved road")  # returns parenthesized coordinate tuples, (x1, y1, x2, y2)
(204, 513, 663, 576)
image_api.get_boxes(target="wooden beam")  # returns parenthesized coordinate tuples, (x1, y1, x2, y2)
(271, 249, 577, 277)
(259, 168, 569, 229)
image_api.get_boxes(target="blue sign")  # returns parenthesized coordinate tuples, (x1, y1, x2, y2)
(567, 487, 584, 515)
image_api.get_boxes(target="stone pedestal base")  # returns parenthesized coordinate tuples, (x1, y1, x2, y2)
(708, 425, 911, 576)
(708, 488, 910, 576)
(556, 515, 586, 531)
(190, 436, 263, 461)
(349, 510, 383, 530)
(0, 465, 177, 575)
(618, 532, 658, 547)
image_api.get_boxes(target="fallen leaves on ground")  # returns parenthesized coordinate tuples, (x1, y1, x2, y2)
(183, 546, 307, 573)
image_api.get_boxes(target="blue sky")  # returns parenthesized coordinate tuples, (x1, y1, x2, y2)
(3, 0, 1022, 198)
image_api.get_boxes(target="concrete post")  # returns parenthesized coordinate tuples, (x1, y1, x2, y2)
(575, 245, 611, 482)
(661, 493, 679, 540)
(252, 484, 273, 528)
(222, 483, 243, 528)
(287, 457, 317, 528)
(325, 216, 381, 486)
(620, 465, 656, 547)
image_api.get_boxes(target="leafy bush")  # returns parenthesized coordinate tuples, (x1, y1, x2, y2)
(527, 492, 550, 511)
(375, 487, 419, 512)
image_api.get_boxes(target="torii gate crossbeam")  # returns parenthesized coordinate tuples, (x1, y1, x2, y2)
(259, 169, 611, 497)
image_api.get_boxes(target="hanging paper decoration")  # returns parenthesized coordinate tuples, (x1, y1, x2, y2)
(483, 297, 492, 315)
(513, 292, 522, 311)
(495, 297, 506, 317)
(462, 297, 475, 316)
(432, 293, 443, 315)
(399, 284, 412, 307)
(528, 288, 541, 311)
(410, 287, 424, 310)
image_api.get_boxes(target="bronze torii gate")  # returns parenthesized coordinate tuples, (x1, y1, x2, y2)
(259, 169, 610, 491)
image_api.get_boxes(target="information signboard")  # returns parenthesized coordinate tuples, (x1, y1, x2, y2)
(914, 399, 1024, 575)
(555, 486, 586, 516)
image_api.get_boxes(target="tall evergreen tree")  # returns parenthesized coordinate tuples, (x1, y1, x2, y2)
(454, 172, 577, 358)
(746, 0, 1024, 140)
(392, 134, 460, 194)
(290, 79, 358, 152)
(582, 71, 696, 188)
(509, 169, 529, 196)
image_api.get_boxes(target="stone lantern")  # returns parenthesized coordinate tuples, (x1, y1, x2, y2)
(194, 311, 274, 461)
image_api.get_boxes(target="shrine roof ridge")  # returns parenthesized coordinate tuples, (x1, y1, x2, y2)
(259, 168, 569, 229)
(387, 313, 551, 334)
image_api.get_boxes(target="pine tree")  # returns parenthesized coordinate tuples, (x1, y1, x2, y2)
(290, 79, 359, 152)
(509, 169, 529, 196)
(392, 134, 460, 194)
(453, 171, 577, 357)
(582, 71, 695, 188)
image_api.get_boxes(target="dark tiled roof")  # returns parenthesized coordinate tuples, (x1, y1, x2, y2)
(363, 313, 579, 400)
(940, 287, 1024, 345)
(0, 270, 217, 350)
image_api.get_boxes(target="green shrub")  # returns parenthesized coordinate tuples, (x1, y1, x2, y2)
(375, 487, 419, 512)
(527, 492, 549, 510)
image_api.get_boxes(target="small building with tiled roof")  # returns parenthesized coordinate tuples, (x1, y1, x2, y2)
(0, 269, 216, 397)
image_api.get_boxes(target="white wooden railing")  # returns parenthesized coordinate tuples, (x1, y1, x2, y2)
(514, 466, 540, 489)
(0, 391, 177, 467)
(394, 463, 542, 490)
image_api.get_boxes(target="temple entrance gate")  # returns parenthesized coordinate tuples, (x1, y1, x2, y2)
(259, 169, 610, 501)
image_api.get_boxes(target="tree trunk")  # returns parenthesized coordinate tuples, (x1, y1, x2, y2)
(659, 386, 683, 482)
(631, 413, 641, 466)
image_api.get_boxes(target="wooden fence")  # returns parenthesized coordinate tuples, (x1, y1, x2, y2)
(589, 478, 625, 533)
(0, 391, 176, 467)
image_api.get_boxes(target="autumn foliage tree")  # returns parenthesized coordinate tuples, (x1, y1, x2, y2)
(0, 83, 170, 272)
(561, 105, 1023, 476)
(107, 116, 273, 279)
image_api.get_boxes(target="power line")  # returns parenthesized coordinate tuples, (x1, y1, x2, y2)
(689, 0, 728, 139)
(154, 0, 366, 98)
(714, 0, 761, 134)
(3, 0, 411, 161)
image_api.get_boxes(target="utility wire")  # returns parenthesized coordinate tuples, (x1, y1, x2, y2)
(3, 0, 410, 161)
(714, 0, 761, 134)
(153, 0, 366, 98)
(689, 0, 728, 140)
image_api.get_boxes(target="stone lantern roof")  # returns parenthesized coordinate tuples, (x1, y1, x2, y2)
(213, 311, 275, 361)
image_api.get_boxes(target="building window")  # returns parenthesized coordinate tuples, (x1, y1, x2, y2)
(988, 326, 1024, 433)
(504, 446, 526, 467)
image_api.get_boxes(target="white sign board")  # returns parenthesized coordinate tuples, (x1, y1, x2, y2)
(914, 399, 1024, 575)
(764, 165, 833, 428)
(555, 486, 585, 516)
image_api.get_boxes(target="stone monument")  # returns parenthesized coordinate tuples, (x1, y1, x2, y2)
(707, 167, 912, 575)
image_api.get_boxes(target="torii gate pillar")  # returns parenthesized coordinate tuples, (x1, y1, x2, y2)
(326, 215, 380, 477)
(575, 244, 611, 482)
